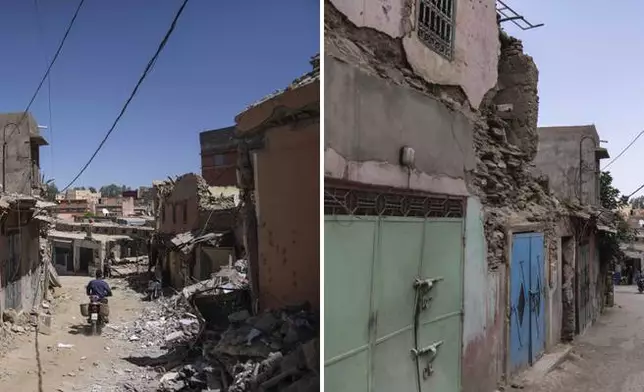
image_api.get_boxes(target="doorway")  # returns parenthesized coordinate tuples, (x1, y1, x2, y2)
(79, 247, 93, 274)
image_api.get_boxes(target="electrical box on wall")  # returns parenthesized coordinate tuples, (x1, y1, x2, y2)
(400, 146, 415, 168)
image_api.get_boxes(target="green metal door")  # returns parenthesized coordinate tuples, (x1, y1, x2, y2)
(324, 186, 464, 392)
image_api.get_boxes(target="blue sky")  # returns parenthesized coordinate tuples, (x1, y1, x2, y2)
(0, 0, 319, 190)
(504, 0, 642, 196)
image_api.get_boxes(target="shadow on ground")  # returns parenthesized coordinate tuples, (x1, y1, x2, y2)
(123, 346, 195, 370)
(68, 324, 104, 336)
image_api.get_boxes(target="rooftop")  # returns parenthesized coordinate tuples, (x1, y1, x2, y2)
(49, 230, 131, 242)
(200, 126, 236, 150)
(243, 54, 320, 112)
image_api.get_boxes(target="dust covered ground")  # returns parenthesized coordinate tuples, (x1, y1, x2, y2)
(0, 274, 160, 392)
(522, 286, 644, 392)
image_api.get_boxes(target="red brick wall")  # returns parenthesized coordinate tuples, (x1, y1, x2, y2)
(201, 150, 238, 187)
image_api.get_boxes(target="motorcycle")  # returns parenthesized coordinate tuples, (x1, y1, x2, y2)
(81, 295, 108, 335)
(637, 277, 644, 294)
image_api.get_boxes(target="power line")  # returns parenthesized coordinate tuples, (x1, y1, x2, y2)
(33, 0, 55, 180)
(602, 129, 644, 171)
(627, 181, 644, 199)
(59, 0, 190, 193)
(10, 0, 85, 139)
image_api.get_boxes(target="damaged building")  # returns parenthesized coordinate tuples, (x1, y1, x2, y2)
(0, 112, 55, 321)
(236, 55, 320, 312)
(154, 173, 241, 290)
(324, 1, 615, 392)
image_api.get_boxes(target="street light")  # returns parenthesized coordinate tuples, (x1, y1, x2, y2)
(2, 122, 20, 192)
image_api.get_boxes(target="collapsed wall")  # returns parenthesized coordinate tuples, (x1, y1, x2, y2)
(472, 31, 561, 271)
(325, 2, 565, 390)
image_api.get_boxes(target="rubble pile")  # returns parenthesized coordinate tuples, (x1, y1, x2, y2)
(160, 305, 319, 392)
(468, 32, 565, 270)
(111, 295, 200, 349)
(182, 260, 249, 300)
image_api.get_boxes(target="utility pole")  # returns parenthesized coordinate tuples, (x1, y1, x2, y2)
(2, 122, 19, 193)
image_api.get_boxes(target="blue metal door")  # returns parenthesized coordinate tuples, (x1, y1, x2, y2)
(509, 232, 545, 374)
(529, 234, 545, 364)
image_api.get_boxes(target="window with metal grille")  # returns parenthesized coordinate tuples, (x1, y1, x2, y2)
(417, 0, 455, 59)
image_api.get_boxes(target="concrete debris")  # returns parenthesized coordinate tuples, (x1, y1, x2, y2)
(181, 262, 248, 299)
(108, 295, 200, 349)
(2, 310, 18, 324)
(161, 304, 319, 392)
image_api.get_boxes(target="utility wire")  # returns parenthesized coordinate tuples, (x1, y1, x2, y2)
(602, 129, 644, 171)
(59, 0, 190, 193)
(10, 0, 85, 139)
(628, 182, 644, 199)
(33, 0, 55, 180)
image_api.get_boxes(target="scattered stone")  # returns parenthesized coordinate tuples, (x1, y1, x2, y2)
(228, 310, 250, 324)
(57, 343, 74, 349)
(165, 331, 185, 343)
(11, 325, 25, 334)
(2, 310, 18, 324)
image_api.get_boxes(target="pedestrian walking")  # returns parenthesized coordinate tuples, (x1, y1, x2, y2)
(104, 252, 115, 278)
(635, 268, 641, 285)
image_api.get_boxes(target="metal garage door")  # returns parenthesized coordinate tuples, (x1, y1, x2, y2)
(324, 185, 464, 392)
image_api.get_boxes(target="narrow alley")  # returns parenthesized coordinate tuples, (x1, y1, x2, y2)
(0, 274, 157, 392)
(523, 286, 644, 392)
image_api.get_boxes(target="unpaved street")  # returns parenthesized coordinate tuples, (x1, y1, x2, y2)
(0, 275, 156, 392)
(525, 286, 644, 392)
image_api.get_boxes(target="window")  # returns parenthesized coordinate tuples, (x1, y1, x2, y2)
(161, 205, 166, 223)
(214, 154, 226, 166)
(183, 201, 188, 224)
(172, 203, 177, 224)
(417, 0, 455, 59)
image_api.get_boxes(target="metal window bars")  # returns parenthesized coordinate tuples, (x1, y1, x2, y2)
(496, 0, 544, 30)
(417, 0, 455, 60)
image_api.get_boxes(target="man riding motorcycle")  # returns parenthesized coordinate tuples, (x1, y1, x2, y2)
(86, 270, 112, 322)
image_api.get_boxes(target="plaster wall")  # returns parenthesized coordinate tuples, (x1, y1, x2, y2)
(462, 197, 506, 392)
(255, 123, 320, 311)
(159, 174, 200, 235)
(325, 56, 474, 196)
(533, 126, 602, 206)
(327, 0, 499, 108)
(546, 236, 563, 349)
(0, 220, 42, 313)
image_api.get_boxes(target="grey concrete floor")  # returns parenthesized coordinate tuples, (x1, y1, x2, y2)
(523, 286, 644, 392)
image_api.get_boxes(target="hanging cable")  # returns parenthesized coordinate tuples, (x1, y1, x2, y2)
(59, 0, 190, 193)
(33, 0, 55, 181)
(602, 129, 644, 171)
(9, 0, 85, 140)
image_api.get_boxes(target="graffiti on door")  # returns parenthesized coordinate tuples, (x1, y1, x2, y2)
(509, 232, 545, 374)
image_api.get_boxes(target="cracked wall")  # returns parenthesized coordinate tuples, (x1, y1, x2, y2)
(325, 56, 474, 195)
(327, 0, 499, 108)
(326, 1, 567, 389)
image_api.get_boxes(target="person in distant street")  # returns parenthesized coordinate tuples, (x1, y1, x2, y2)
(103, 252, 115, 278)
(147, 235, 157, 272)
(87, 270, 112, 303)
(635, 267, 641, 285)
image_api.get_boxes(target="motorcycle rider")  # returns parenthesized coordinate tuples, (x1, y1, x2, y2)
(86, 270, 112, 322)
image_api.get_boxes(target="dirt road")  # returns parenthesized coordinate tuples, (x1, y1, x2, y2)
(0, 275, 156, 392)
(524, 285, 644, 392)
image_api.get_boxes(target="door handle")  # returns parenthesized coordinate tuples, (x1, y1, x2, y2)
(411, 341, 443, 380)
(414, 277, 443, 311)
(411, 340, 443, 357)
